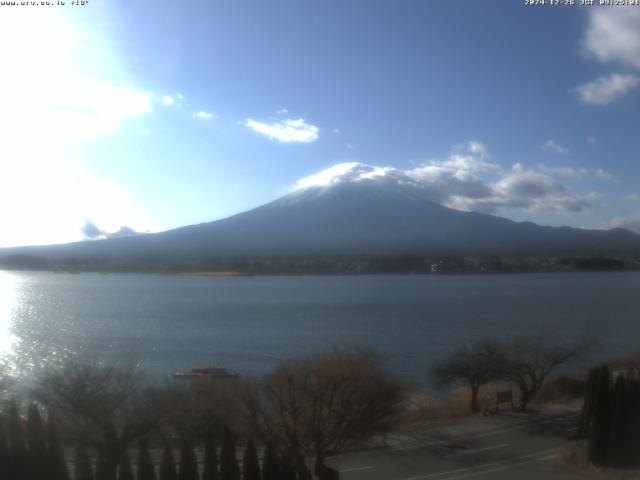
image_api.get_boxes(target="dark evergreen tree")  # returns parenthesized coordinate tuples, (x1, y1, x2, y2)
(626, 377, 640, 468)
(27, 403, 48, 480)
(0, 416, 9, 480)
(47, 413, 71, 480)
(242, 439, 260, 480)
(260, 446, 278, 480)
(588, 365, 612, 466)
(277, 455, 296, 480)
(96, 453, 110, 480)
(159, 446, 178, 480)
(74, 444, 94, 480)
(609, 374, 629, 467)
(219, 426, 240, 480)
(9, 399, 28, 480)
(202, 432, 219, 480)
(319, 466, 340, 480)
(137, 437, 157, 480)
(178, 440, 199, 480)
(118, 450, 134, 480)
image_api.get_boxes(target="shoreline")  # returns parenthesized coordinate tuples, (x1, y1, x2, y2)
(1, 266, 639, 277)
(175, 271, 252, 277)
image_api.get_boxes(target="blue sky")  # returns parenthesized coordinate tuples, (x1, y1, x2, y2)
(1, 0, 640, 247)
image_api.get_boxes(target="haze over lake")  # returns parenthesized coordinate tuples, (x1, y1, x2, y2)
(1, 270, 637, 391)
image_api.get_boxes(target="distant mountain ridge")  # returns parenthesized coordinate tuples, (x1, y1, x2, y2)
(2, 163, 640, 265)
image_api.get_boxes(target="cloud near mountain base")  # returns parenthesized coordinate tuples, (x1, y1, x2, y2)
(82, 220, 141, 240)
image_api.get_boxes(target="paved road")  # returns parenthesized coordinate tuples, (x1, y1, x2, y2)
(328, 409, 588, 480)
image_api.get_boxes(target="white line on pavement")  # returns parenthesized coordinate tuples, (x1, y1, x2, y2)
(438, 453, 557, 480)
(446, 443, 508, 457)
(335, 412, 580, 458)
(390, 425, 526, 452)
(397, 447, 560, 480)
(339, 466, 373, 473)
(397, 464, 502, 480)
(516, 447, 561, 460)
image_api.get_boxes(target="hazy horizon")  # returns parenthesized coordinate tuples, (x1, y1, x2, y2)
(5, 160, 640, 250)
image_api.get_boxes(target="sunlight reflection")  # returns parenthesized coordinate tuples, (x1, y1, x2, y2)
(0, 271, 19, 360)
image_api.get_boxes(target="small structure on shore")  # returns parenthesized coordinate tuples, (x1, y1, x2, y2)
(173, 366, 239, 380)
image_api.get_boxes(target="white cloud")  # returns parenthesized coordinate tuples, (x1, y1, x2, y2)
(595, 169, 615, 182)
(585, 7, 640, 69)
(450, 164, 600, 214)
(192, 111, 216, 120)
(46, 80, 152, 138)
(276, 108, 288, 115)
(544, 139, 570, 155)
(407, 155, 496, 202)
(468, 141, 490, 159)
(295, 162, 372, 189)
(0, 77, 151, 149)
(576, 73, 640, 106)
(577, 9, 640, 106)
(537, 164, 614, 182)
(161, 93, 185, 107)
(81, 220, 141, 240)
(586, 136, 596, 144)
(538, 165, 586, 178)
(606, 214, 640, 234)
(242, 118, 319, 143)
(624, 194, 640, 202)
(292, 143, 601, 216)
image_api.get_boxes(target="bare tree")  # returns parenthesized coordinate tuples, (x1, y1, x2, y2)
(0, 361, 15, 400)
(32, 361, 166, 480)
(242, 350, 406, 478)
(500, 335, 593, 411)
(152, 379, 242, 443)
(432, 340, 506, 414)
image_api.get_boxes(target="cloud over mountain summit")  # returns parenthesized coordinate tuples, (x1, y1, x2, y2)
(293, 143, 607, 216)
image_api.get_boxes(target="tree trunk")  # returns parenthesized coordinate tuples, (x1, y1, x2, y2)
(314, 454, 326, 476)
(295, 454, 312, 480)
(470, 386, 480, 414)
(96, 456, 118, 480)
(97, 443, 125, 480)
(520, 390, 531, 412)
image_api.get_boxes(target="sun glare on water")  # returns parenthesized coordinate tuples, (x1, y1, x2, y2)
(0, 272, 20, 360)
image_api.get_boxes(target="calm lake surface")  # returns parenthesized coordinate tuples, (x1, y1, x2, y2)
(0, 270, 638, 391)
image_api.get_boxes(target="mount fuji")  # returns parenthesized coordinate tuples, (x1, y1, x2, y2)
(2, 163, 640, 266)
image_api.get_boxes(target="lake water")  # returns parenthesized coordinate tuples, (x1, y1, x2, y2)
(0, 270, 638, 392)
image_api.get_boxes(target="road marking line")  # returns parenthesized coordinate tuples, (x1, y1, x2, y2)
(446, 443, 508, 457)
(335, 412, 581, 457)
(516, 446, 560, 459)
(390, 425, 526, 452)
(397, 447, 560, 480)
(339, 466, 373, 472)
(466, 426, 526, 439)
(398, 464, 503, 480)
(438, 453, 557, 480)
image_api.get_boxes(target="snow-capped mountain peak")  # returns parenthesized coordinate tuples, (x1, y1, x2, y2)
(293, 162, 404, 191)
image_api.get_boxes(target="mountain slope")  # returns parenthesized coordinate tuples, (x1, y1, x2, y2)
(2, 163, 640, 261)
